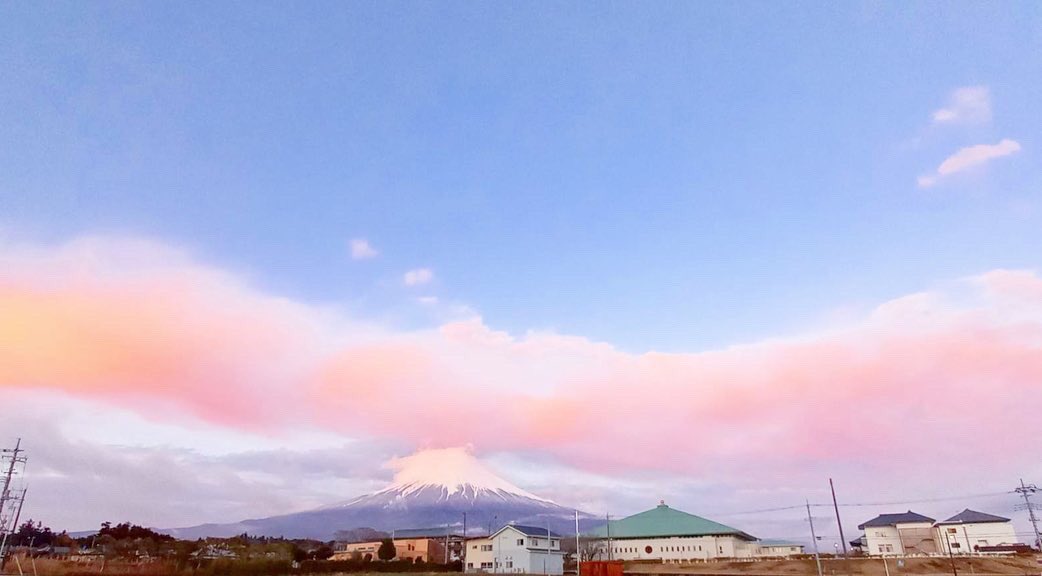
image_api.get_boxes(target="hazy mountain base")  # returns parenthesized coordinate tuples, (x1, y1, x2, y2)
(166, 485, 599, 540)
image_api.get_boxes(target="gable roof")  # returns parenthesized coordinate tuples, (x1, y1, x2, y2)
(758, 539, 803, 547)
(583, 503, 755, 541)
(936, 509, 1011, 525)
(858, 511, 935, 529)
(392, 527, 462, 539)
(494, 524, 562, 538)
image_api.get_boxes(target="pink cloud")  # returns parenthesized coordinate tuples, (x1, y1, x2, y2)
(2, 236, 1040, 486)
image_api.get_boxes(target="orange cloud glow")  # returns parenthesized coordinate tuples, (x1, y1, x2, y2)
(2, 237, 1040, 481)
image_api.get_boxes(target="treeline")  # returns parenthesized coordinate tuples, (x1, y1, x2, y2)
(298, 559, 464, 573)
(4, 519, 75, 548)
(52, 558, 463, 576)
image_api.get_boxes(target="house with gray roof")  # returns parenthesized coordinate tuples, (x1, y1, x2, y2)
(465, 524, 565, 574)
(935, 509, 1020, 554)
(856, 510, 938, 556)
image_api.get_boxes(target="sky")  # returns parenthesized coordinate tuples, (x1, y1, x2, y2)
(2, 0, 1042, 545)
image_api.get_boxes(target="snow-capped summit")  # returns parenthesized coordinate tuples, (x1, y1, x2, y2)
(334, 447, 554, 506)
(166, 447, 594, 540)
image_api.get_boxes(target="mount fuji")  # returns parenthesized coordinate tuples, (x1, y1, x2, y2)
(165, 448, 598, 540)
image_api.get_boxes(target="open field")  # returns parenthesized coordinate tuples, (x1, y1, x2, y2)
(626, 556, 1042, 576)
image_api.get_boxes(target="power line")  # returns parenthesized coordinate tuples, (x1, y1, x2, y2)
(709, 491, 1011, 517)
(832, 492, 1011, 507)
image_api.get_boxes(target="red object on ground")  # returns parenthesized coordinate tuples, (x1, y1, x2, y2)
(581, 560, 625, 576)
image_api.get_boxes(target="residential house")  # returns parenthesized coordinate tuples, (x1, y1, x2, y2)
(935, 510, 1019, 554)
(857, 511, 938, 555)
(583, 501, 760, 562)
(755, 540, 805, 557)
(465, 524, 565, 574)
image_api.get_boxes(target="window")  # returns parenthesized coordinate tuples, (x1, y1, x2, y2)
(480, 545, 493, 552)
(481, 562, 493, 569)
(532, 539, 540, 547)
(505, 562, 513, 568)
(517, 539, 524, 546)
(948, 528, 957, 534)
(467, 564, 473, 569)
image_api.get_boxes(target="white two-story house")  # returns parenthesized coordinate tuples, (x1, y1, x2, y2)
(935, 509, 1020, 554)
(857, 511, 938, 555)
(465, 524, 565, 574)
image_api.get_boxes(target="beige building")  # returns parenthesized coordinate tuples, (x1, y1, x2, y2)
(333, 535, 454, 563)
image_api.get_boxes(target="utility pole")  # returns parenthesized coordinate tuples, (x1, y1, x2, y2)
(0, 488, 26, 567)
(0, 439, 28, 570)
(805, 500, 823, 576)
(1015, 480, 1042, 551)
(0, 439, 24, 523)
(574, 511, 580, 576)
(605, 514, 612, 562)
(944, 532, 958, 576)
(545, 519, 550, 575)
(829, 479, 847, 556)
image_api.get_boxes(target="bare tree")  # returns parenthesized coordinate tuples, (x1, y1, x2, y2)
(577, 537, 605, 562)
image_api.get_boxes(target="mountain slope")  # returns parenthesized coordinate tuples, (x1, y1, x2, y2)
(166, 448, 597, 540)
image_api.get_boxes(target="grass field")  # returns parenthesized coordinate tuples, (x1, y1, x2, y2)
(626, 556, 1042, 576)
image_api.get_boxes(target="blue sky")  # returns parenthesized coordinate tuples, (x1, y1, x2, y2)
(3, 1, 1040, 352)
(3, 2, 1042, 538)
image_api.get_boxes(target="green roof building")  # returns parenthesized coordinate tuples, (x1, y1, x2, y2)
(583, 502, 766, 562)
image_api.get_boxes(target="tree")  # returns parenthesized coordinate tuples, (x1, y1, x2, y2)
(12, 520, 55, 547)
(377, 538, 396, 561)
(577, 537, 605, 562)
(97, 522, 173, 542)
(311, 545, 334, 561)
(291, 545, 308, 563)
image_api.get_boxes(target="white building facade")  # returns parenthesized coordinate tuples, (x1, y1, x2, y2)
(935, 510, 1020, 554)
(755, 540, 805, 557)
(858, 511, 938, 556)
(603, 535, 759, 561)
(465, 524, 565, 574)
